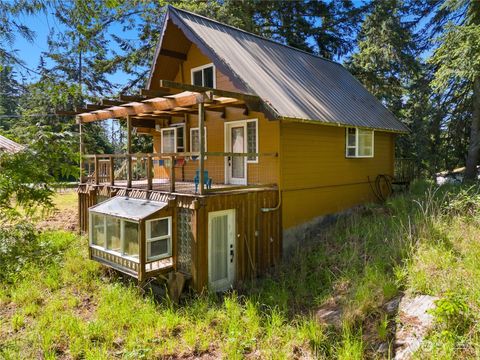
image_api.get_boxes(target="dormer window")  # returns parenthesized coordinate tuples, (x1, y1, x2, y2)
(191, 63, 215, 88)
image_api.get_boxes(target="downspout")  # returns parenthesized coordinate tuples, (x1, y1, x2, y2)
(260, 189, 282, 213)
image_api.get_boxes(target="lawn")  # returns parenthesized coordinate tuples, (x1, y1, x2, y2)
(1, 182, 480, 359)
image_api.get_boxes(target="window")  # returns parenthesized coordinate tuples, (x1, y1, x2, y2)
(146, 217, 172, 261)
(89, 213, 139, 259)
(246, 120, 258, 162)
(190, 127, 207, 160)
(161, 125, 185, 153)
(345, 127, 374, 158)
(191, 63, 215, 88)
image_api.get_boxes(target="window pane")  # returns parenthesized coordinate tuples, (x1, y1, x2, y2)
(191, 129, 199, 152)
(106, 217, 121, 251)
(162, 129, 175, 153)
(149, 218, 169, 239)
(247, 121, 257, 161)
(347, 128, 356, 147)
(358, 130, 373, 157)
(177, 126, 184, 151)
(149, 238, 169, 259)
(347, 147, 356, 157)
(123, 221, 138, 257)
(193, 70, 203, 86)
(203, 67, 214, 87)
(92, 214, 105, 247)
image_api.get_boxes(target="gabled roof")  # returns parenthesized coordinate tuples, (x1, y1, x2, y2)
(148, 6, 408, 133)
(0, 134, 24, 154)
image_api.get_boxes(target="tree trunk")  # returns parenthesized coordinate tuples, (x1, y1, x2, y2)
(465, 76, 480, 181)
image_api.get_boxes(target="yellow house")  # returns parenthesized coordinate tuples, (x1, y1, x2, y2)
(76, 6, 408, 293)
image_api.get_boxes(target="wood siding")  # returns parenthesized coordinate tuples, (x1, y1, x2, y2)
(280, 121, 395, 229)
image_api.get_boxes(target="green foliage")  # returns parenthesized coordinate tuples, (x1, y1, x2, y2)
(430, 292, 470, 332)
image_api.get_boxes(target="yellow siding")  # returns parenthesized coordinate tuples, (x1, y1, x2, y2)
(280, 121, 395, 229)
(174, 43, 239, 92)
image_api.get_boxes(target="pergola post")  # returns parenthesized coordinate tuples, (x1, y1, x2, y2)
(198, 102, 205, 194)
(79, 121, 85, 183)
(126, 115, 132, 188)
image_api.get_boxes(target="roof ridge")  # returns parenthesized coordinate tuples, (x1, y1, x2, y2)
(167, 5, 343, 68)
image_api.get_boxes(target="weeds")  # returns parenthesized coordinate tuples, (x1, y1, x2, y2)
(2, 181, 480, 358)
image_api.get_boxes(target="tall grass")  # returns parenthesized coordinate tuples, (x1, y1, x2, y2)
(2, 181, 480, 358)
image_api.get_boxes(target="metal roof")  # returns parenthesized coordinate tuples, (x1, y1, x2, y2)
(0, 134, 24, 154)
(89, 196, 168, 221)
(156, 6, 408, 133)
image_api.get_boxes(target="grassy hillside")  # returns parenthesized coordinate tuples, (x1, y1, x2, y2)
(1, 182, 480, 359)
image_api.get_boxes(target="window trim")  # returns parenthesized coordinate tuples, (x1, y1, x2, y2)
(161, 127, 177, 154)
(345, 127, 374, 158)
(189, 127, 207, 160)
(145, 217, 172, 262)
(191, 63, 216, 88)
(89, 212, 140, 262)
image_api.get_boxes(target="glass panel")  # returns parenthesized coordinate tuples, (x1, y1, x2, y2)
(247, 121, 257, 161)
(176, 126, 184, 151)
(177, 208, 193, 274)
(162, 129, 175, 153)
(149, 238, 169, 259)
(191, 128, 199, 152)
(193, 70, 203, 86)
(231, 126, 245, 178)
(91, 213, 105, 247)
(150, 218, 169, 239)
(211, 214, 228, 282)
(358, 130, 373, 157)
(203, 66, 214, 87)
(106, 217, 121, 251)
(347, 147, 356, 157)
(347, 128, 356, 147)
(123, 220, 138, 257)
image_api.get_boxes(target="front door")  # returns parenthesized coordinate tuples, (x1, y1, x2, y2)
(208, 209, 235, 291)
(225, 123, 247, 185)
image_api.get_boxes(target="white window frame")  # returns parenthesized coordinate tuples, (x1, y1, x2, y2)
(345, 127, 374, 158)
(88, 212, 140, 262)
(191, 63, 216, 88)
(161, 127, 177, 154)
(145, 217, 172, 262)
(190, 127, 207, 160)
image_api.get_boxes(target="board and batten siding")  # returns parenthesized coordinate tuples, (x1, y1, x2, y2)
(279, 121, 395, 229)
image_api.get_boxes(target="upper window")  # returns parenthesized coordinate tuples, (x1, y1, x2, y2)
(146, 217, 172, 261)
(346, 128, 374, 158)
(191, 63, 215, 88)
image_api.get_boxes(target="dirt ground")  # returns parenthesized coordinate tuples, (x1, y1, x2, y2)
(37, 190, 78, 232)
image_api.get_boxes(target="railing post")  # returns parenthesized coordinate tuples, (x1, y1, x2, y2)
(94, 155, 99, 185)
(147, 154, 153, 191)
(198, 101, 205, 194)
(127, 115, 132, 188)
(109, 156, 115, 186)
(169, 156, 175, 193)
(79, 121, 85, 183)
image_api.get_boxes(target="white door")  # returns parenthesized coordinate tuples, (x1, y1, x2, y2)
(208, 209, 235, 291)
(225, 124, 247, 185)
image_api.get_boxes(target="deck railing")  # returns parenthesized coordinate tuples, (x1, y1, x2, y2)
(82, 152, 278, 194)
(394, 158, 416, 184)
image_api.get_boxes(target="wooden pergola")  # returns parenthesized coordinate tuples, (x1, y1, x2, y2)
(75, 80, 272, 194)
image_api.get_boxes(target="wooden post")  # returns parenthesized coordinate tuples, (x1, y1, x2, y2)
(94, 155, 99, 185)
(127, 115, 132, 188)
(109, 156, 115, 186)
(169, 156, 175, 193)
(79, 121, 85, 183)
(198, 102, 205, 194)
(147, 154, 153, 191)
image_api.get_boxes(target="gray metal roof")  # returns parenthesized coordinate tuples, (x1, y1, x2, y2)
(0, 134, 24, 154)
(160, 6, 408, 133)
(89, 196, 167, 221)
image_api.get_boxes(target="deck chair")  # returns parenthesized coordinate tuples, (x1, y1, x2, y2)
(194, 170, 212, 192)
